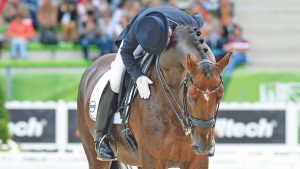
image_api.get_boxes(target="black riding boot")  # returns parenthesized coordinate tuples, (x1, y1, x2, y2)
(94, 82, 118, 161)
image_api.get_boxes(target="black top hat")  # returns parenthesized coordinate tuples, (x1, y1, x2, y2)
(135, 12, 168, 55)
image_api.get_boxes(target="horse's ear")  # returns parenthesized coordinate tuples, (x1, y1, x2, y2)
(216, 52, 232, 72)
(186, 53, 197, 73)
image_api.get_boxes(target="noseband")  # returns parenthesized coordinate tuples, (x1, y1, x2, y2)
(156, 56, 222, 135)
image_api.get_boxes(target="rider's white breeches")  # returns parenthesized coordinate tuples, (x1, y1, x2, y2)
(109, 41, 125, 93)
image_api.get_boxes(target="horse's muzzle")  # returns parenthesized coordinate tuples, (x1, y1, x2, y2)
(192, 143, 215, 155)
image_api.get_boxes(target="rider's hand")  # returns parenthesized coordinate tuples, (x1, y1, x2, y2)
(136, 75, 153, 99)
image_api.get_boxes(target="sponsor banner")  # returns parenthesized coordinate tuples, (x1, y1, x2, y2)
(7, 109, 56, 143)
(68, 109, 81, 143)
(215, 109, 286, 144)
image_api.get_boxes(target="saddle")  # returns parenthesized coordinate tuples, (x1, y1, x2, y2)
(108, 51, 156, 157)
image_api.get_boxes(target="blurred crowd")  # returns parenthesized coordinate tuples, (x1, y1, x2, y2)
(0, 0, 249, 72)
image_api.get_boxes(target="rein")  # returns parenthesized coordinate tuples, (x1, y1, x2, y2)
(155, 55, 222, 135)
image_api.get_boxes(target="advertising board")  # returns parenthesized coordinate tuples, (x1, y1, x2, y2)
(215, 109, 286, 144)
(8, 108, 56, 143)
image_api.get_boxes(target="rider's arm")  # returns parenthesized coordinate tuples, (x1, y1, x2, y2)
(120, 27, 144, 81)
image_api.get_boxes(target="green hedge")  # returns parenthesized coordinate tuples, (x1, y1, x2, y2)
(223, 70, 300, 102)
(0, 60, 91, 68)
(0, 72, 82, 101)
(0, 69, 300, 102)
(0, 87, 10, 143)
(3, 42, 99, 51)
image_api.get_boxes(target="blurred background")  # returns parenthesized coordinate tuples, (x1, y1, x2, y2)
(0, 0, 299, 169)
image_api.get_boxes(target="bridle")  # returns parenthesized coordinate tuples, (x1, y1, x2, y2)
(155, 56, 223, 135)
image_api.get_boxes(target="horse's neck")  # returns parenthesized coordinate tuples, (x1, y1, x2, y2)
(148, 50, 186, 131)
(159, 49, 185, 90)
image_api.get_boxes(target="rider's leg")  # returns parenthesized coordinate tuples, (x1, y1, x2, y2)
(94, 41, 125, 161)
(94, 81, 118, 161)
(109, 42, 125, 93)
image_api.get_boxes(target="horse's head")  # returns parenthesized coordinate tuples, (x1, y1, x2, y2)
(164, 25, 232, 155)
(185, 52, 231, 155)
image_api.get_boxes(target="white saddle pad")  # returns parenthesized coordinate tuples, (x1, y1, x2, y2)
(89, 70, 122, 124)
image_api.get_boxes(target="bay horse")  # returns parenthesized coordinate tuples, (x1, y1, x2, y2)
(77, 25, 231, 169)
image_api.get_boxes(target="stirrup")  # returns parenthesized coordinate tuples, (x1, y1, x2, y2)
(96, 134, 118, 161)
(97, 155, 117, 161)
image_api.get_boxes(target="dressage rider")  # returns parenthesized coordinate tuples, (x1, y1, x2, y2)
(94, 5, 215, 161)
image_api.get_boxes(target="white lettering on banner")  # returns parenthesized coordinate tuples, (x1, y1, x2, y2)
(216, 118, 277, 138)
(8, 117, 48, 137)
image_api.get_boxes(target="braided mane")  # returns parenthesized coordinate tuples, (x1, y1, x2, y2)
(171, 25, 213, 78)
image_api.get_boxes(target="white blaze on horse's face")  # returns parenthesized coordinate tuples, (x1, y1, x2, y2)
(203, 89, 210, 102)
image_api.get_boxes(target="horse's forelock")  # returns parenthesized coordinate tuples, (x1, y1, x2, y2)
(201, 63, 213, 79)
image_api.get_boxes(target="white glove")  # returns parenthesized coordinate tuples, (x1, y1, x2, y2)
(136, 75, 153, 99)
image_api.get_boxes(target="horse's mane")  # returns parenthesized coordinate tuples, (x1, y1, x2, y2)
(169, 25, 213, 79)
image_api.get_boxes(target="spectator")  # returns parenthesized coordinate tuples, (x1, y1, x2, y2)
(21, 0, 38, 29)
(37, 0, 58, 44)
(109, 0, 122, 12)
(111, 0, 130, 27)
(98, 9, 117, 55)
(143, 0, 161, 7)
(201, 0, 219, 12)
(57, 0, 78, 42)
(92, 0, 110, 19)
(218, 0, 234, 27)
(202, 12, 227, 59)
(77, 0, 94, 24)
(6, 13, 35, 59)
(0, 1, 6, 57)
(128, 0, 142, 18)
(77, 0, 100, 39)
(168, 0, 178, 7)
(223, 24, 249, 73)
(191, 0, 207, 20)
(2, 0, 29, 23)
(0, 0, 7, 14)
(79, 11, 101, 60)
(118, 12, 130, 31)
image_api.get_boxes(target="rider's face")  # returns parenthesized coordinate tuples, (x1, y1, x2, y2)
(167, 28, 173, 45)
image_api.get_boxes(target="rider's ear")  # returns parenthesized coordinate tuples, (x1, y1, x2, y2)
(186, 53, 197, 73)
(216, 52, 232, 72)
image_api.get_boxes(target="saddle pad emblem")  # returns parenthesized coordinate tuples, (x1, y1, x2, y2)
(89, 100, 97, 121)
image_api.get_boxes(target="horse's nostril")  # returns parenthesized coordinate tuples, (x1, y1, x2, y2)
(192, 145, 199, 151)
